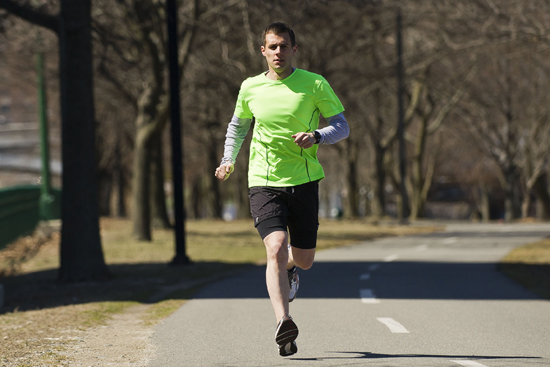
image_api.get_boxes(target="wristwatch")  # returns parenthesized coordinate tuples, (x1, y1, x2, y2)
(313, 130, 321, 144)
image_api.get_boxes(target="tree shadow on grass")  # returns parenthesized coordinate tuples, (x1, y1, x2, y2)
(0, 261, 256, 314)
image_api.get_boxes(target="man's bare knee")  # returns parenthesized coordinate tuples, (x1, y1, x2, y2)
(290, 247, 315, 270)
(264, 231, 288, 262)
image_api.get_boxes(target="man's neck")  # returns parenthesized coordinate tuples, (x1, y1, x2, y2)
(266, 67, 295, 80)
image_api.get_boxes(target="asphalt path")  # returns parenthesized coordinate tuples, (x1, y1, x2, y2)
(151, 222, 550, 367)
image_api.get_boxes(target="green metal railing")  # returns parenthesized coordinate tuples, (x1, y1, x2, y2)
(0, 185, 61, 251)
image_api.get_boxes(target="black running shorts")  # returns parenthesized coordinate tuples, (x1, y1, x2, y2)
(248, 180, 319, 249)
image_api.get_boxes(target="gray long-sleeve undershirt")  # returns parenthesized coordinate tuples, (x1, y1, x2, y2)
(220, 112, 350, 165)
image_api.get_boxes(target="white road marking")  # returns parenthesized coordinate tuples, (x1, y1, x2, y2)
(376, 318, 410, 333)
(368, 264, 380, 271)
(384, 254, 399, 262)
(359, 273, 371, 280)
(414, 244, 428, 251)
(360, 289, 380, 303)
(450, 360, 489, 367)
(443, 237, 458, 244)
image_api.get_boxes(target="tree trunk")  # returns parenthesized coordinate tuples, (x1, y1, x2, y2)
(98, 169, 112, 217)
(114, 138, 127, 218)
(533, 173, 550, 219)
(58, 0, 109, 281)
(132, 131, 152, 240)
(479, 183, 490, 222)
(130, 77, 167, 239)
(344, 138, 359, 218)
(151, 133, 172, 228)
(372, 143, 386, 218)
(207, 126, 223, 219)
(521, 191, 532, 219)
(189, 176, 202, 219)
(410, 117, 428, 220)
(503, 167, 521, 222)
(235, 158, 250, 219)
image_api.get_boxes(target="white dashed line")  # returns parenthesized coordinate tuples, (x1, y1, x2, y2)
(450, 360, 489, 367)
(359, 273, 371, 280)
(376, 317, 410, 333)
(368, 264, 381, 271)
(359, 289, 380, 303)
(383, 254, 399, 262)
(443, 237, 458, 244)
(414, 244, 428, 251)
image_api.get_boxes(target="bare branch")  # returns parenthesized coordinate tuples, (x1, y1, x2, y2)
(0, 0, 58, 33)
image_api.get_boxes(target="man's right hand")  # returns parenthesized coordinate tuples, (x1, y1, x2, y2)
(215, 163, 234, 181)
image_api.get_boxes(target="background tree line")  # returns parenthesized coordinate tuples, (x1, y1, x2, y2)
(1, 0, 549, 280)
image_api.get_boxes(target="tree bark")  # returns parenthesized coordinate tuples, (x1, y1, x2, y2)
(151, 132, 172, 228)
(371, 142, 386, 218)
(533, 174, 550, 220)
(344, 138, 359, 218)
(410, 117, 428, 220)
(132, 129, 153, 240)
(206, 123, 223, 219)
(114, 138, 127, 218)
(479, 182, 491, 222)
(57, 0, 109, 281)
(98, 169, 112, 217)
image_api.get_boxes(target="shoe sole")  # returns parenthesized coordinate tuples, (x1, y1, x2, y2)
(279, 341, 298, 357)
(275, 318, 299, 346)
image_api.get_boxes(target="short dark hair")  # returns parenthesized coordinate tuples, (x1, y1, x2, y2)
(262, 22, 296, 47)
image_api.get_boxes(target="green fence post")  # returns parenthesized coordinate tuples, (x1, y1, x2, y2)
(37, 49, 55, 220)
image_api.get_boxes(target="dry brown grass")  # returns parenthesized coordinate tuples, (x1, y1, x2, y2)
(499, 237, 550, 300)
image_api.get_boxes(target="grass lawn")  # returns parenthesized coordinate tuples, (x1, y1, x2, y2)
(499, 237, 550, 300)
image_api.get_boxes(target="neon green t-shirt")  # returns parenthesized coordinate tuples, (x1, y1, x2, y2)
(234, 69, 344, 187)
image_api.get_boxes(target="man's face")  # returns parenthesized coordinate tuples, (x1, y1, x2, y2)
(261, 32, 297, 76)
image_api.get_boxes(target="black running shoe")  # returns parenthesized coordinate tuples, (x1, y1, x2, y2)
(279, 340, 298, 357)
(275, 315, 299, 348)
(288, 266, 299, 302)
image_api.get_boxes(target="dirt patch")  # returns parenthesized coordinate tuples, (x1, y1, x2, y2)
(1, 303, 108, 366)
(60, 304, 156, 367)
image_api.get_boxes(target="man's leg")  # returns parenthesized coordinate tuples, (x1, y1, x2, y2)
(288, 246, 315, 270)
(264, 230, 290, 322)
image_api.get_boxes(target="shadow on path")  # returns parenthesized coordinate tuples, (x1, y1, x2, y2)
(192, 260, 548, 301)
(290, 351, 541, 362)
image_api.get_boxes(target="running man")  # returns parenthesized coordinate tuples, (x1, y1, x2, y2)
(215, 22, 349, 357)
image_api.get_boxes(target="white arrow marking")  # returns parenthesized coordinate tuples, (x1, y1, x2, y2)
(450, 361, 489, 367)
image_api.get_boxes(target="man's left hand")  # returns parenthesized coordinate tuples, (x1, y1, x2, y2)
(292, 132, 315, 149)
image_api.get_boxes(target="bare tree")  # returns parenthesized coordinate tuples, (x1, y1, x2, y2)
(0, 0, 109, 281)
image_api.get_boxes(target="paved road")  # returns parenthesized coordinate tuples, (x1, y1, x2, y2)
(151, 222, 550, 367)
